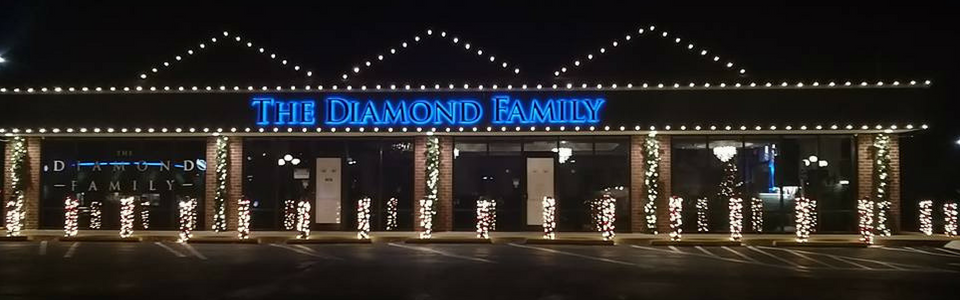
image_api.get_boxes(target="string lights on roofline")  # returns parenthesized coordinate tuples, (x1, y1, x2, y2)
(137, 31, 313, 80)
(0, 79, 932, 95)
(553, 25, 748, 78)
(341, 28, 521, 81)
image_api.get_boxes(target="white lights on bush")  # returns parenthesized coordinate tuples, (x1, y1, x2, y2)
(89, 201, 102, 229)
(63, 196, 79, 237)
(858, 198, 875, 244)
(119, 196, 136, 238)
(386, 197, 399, 231)
(729, 197, 743, 242)
(595, 195, 617, 241)
(795, 197, 815, 243)
(357, 197, 371, 240)
(476, 199, 496, 239)
(296, 200, 311, 239)
(918, 200, 933, 236)
(140, 199, 151, 230)
(696, 197, 709, 232)
(751, 197, 763, 232)
(419, 198, 435, 239)
(178, 198, 198, 243)
(283, 199, 296, 230)
(542, 196, 557, 239)
(669, 196, 683, 241)
(238, 198, 251, 240)
(945, 202, 958, 237)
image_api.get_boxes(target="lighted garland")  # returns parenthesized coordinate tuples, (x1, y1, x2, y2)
(750, 197, 763, 232)
(119, 196, 135, 238)
(283, 199, 296, 230)
(357, 197, 371, 240)
(669, 196, 683, 241)
(237, 198, 251, 240)
(857, 199, 875, 244)
(419, 135, 440, 239)
(595, 195, 617, 241)
(729, 197, 743, 241)
(476, 199, 495, 239)
(642, 135, 661, 234)
(140, 199, 151, 230)
(5, 136, 27, 237)
(542, 196, 557, 239)
(715, 148, 740, 202)
(945, 202, 958, 237)
(212, 136, 229, 232)
(795, 197, 815, 243)
(296, 200, 311, 239)
(178, 198, 197, 242)
(63, 195, 79, 237)
(873, 134, 892, 236)
(918, 200, 933, 236)
(89, 200, 102, 229)
(696, 197, 709, 232)
(385, 197, 398, 230)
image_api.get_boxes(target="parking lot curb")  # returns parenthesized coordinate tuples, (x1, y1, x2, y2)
(772, 240, 868, 248)
(287, 238, 372, 244)
(188, 238, 261, 244)
(405, 238, 492, 244)
(877, 239, 948, 247)
(525, 239, 615, 246)
(650, 240, 743, 247)
(59, 236, 142, 243)
(0, 236, 31, 242)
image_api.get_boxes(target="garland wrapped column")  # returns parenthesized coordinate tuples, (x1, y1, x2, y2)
(872, 134, 892, 236)
(212, 136, 229, 232)
(668, 197, 683, 241)
(857, 198, 875, 244)
(642, 135, 661, 234)
(5, 136, 27, 237)
(357, 197, 371, 240)
(419, 135, 440, 239)
(237, 198, 251, 240)
(64, 195, 79, 237)
(918, 200, 933, 236)
(542, 196, 557, 239)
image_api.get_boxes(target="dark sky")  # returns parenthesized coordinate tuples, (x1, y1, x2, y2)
(1, 2, 958, 198)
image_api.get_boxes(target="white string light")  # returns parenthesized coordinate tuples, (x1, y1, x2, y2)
(385, 197, 398, 230)
(919, 200, 933, 236)
(178, 198, 198, 243)
(119, 196, 136, 238)
(89, 201, 102, 229)
(643, 134, 660, 234)
(140, 199, 151, 230)
(212, 136, 229, 232)
(420, 135, 441, 239)
(296, 200, 311, 239)
(696, 197, 709, 232)
(595, 195, 617, 241)
(945, 202, 958, 237)
(5, 136, 26, 237)
(342, 28, 520, 81)
(669, 196, 683, 241)
(138, 31, 312, 80)
(476, 198, 495, 239)
(64, 195, 79, 237)
(750, 197, 763, 232)
(873, 134, 892, 237)
(729, 197, 743, 241)
(552, 25, 748, 78)
(419, 198, 435, 239)
(542, 196, 557, 240)
(858, 198, 875, 244)
(283, 199, 296, 230)
(357, 197, 371, 240)
(237, 198, 251, 240)
(795, 197, 815, 243)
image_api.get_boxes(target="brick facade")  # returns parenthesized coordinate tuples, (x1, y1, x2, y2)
(655, 135, 672, 234)
(3, 137, 42, 230)
(413, 135, 453, 232)
(629, 136, 645, 232)
(203, 136, 244, 231)
(857, 133, 901, 232)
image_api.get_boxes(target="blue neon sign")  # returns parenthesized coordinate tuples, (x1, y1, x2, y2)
(251, 95, 605, 126)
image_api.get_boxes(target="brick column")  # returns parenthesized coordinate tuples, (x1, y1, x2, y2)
(4, 137, 41, 230)
(629, 135, 646, 233)
(203, 136, 242, 231)
(413, 135, 453, 232)
(857, 133, 901, 232)
(655, 135, 672, 234)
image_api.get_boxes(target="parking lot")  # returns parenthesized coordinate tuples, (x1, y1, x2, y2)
(1, 241, 959, 299)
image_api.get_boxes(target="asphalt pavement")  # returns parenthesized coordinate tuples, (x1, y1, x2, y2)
(1, 241, 959, 299)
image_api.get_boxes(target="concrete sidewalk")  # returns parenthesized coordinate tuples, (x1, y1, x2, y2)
(2, 229, 956, 246)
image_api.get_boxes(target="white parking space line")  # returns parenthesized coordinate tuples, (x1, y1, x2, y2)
(826, 255, 874, 270)
(630, 245, 795, 270)
(721, 246, 761, 264)
(392, 243, 494, 264)
(180, 243, 208, 260)
(879, 246, 960, 259)
(268, 244, 341, 260)
(760, 247, 951, 272)
(667, 246, 683, 253)
(154, 242, 186, 258)
(779, 248, 838, 269)
(746, 246, 807, 269)
(39, 241, 47, 256)
(63, 242, 80, 258)
(934, 248, 960, 257)
(510, 243, 650, 267)
(694, 246, 721, 259)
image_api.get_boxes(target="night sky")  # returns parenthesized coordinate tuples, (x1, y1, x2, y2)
(0, 2, 957, 198)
